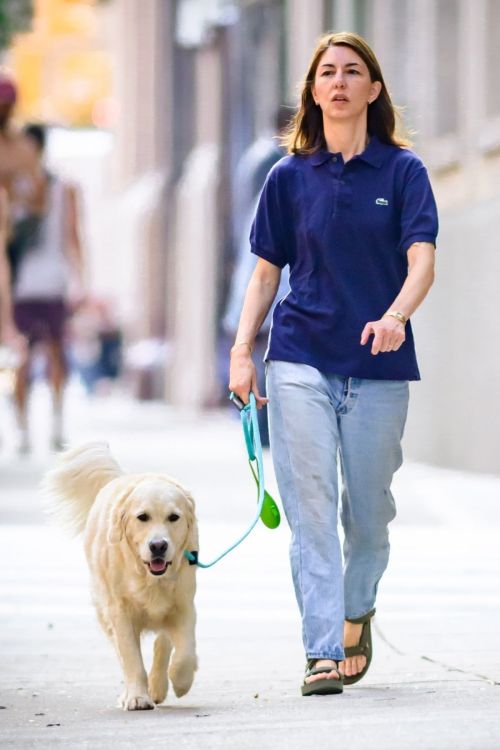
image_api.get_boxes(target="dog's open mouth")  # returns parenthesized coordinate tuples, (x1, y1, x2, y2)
(146, 558, 172, 576)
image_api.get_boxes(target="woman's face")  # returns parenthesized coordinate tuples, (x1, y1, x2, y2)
(311, 45, 381, 123)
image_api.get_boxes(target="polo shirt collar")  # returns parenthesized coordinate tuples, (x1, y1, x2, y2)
(310, 135, 385, 168)
(310, 148, 333, 166)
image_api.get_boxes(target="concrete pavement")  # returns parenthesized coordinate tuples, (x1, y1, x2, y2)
(0, 381, 499, 749)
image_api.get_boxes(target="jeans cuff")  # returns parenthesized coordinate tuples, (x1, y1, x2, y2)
(306, 651, 345, 662)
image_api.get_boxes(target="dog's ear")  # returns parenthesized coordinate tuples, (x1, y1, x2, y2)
(182, 488, 199, 551)
(107, 487, 134, 544)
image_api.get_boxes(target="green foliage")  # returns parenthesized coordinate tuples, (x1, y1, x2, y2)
(0, 0, 34, 51)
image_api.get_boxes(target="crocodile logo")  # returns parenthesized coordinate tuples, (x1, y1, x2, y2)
(375, 198, 389, 206)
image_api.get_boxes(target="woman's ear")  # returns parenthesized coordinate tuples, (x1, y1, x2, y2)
(368, 80, 382, 104)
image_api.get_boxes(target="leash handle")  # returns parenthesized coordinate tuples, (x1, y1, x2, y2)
(241, 404, 256, 461)
(229, 391, 256, 461)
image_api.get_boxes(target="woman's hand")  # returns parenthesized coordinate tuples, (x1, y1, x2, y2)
(228, 347, 269, 408)
(360, 317, 405, 355)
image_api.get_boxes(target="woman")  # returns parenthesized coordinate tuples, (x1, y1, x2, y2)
(229, 31, 437, 696)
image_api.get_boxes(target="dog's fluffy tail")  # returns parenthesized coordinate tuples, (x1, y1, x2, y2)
(42, 442, 122, 536)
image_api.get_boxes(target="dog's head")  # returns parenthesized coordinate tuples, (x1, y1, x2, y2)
(107, 476, 197, 578)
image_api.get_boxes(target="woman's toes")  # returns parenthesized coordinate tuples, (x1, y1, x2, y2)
(306, 670, 334, 684)
(343, 656, 366, 677)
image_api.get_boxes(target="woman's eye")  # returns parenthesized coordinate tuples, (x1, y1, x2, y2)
(137, 513, 150, 522)
(168, 513, 180, 523)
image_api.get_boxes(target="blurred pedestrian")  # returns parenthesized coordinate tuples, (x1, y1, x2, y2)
(231, 105, 291, 251)
(1, 186, 27, 453)
(69, 296, 122, 395)
(0, 73, 45, 268)
(0, 73, 36, 352)
(11, 123, 85, 453)
(229, 32, 438, 695)
(223, 106, 291, 445)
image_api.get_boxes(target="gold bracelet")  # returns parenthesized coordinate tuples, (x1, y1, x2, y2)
(384, 310, 407, 325)
(230, 341, 253, 354)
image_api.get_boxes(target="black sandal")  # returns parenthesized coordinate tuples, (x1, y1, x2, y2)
(301, 659, 344, 696)
(343, 607, 376, 686)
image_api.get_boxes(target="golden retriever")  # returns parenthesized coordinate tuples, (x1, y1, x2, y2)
(43, 442, 199, 710)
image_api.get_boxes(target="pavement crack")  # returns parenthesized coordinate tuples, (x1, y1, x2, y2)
(419, 655, 500, 686)
(372, 620, 405, 655)
(373, 620, 500, 686)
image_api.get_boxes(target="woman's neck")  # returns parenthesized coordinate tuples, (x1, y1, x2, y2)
(323, 118, 369, 162)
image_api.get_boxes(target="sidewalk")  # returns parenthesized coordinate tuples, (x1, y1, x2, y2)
(1, 382, 499, 749)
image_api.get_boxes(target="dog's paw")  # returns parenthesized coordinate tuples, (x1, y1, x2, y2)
(148, 672, 169, 705)
(169, 657, 197, 698)
(119, 689, 155, 711)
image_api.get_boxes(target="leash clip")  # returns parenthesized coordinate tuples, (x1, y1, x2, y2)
(185, 550, 198, 566)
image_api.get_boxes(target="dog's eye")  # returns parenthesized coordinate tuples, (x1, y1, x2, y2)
(137, 513, 150, 522)
(168, 513, 180, 522)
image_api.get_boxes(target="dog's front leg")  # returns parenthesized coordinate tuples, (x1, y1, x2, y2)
(167, 609, 198, 698)
(148, 631, 172, 705)
(111, 614, 153, 711)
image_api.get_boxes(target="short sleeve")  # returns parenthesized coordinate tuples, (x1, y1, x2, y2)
(250, 167, 289, 268)
(399, 164, 439, 253)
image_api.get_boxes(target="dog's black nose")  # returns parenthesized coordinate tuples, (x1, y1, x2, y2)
(149, 538, 168, 556)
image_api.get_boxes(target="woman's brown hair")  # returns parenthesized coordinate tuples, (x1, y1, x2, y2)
(283, 31, 411, 155)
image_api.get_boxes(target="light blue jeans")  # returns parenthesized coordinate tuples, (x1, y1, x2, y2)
(266, 360, 409, 661)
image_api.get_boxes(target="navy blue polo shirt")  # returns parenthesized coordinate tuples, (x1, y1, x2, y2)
(250, 135, 438, 380)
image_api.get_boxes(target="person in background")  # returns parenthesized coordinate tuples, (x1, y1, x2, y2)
(229, 31, 437, 695)
(69, 296, 123, 396)
(12, 123, 85, 453)
(223, 105, 291, 445)
(0, 73, 36, 351)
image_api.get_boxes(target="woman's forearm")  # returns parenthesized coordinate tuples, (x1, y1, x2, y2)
(66, 186, 85, 278)
(0, 251, 13, 334)
(233, 263, 281, 348)
(361, 242, 435, 355)
(229, 259, 281, 405)
(0, 189, 13, 336)
(388, 242, 435, 320)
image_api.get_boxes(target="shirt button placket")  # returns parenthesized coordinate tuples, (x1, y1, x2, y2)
(331, 156, 341, 216)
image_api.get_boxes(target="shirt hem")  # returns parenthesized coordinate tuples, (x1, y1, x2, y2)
(250, 245, 287, 269)
(265, 351, 421, 381)
(402, 233, 437, 253)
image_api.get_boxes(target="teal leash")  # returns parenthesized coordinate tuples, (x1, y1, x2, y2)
(183, 392, 279, 568)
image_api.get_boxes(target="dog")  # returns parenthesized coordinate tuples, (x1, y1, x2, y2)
(43, 442, 199, 710)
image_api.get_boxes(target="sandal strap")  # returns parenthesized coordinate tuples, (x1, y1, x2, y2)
(305, 659, 342, 680)
(343, 615, 373, 659)
(344, 642, 370, 658)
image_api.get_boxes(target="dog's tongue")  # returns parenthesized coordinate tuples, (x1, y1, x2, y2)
(150, 559, 167, 573)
